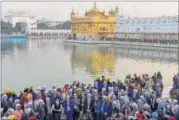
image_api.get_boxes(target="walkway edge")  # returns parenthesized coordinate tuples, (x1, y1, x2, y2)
(62, 40, 178, 49)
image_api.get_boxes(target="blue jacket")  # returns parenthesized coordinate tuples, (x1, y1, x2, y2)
(128, 87, 133, 97)
(29, 90, 36, 101)
(101, 101, 112, 118)
(107, 82, 113, 87)
(118, 83, 125, 90)
(49, 92, 55, 104)
(7, 93, 12, 98)
(12, 94, 18, 103)
(98, 80, 104, 88)
(95, 99, 102, 113)
(63, 99, 74, 114)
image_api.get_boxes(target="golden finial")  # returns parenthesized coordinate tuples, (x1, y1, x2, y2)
(71, 7, 75, 16)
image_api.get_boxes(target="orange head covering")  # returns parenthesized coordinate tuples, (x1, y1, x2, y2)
(27, 94, 32, 100)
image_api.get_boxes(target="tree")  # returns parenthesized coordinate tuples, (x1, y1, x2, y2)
(1, 20, 15, 34)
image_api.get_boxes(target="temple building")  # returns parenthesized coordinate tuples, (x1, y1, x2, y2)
(70, 2, 118, 40)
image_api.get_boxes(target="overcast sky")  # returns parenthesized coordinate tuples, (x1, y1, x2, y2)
(2, 2, 178, 21)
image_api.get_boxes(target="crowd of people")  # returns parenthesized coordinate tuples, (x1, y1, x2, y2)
(1, 72, 179, 120)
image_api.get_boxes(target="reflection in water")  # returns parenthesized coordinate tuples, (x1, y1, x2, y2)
(1, 41, 28, 60)
(71, 46, 115, 76)
(1, 40, 178, 93)
(65, 43, 177, 87)
(66, 43, 178, 65)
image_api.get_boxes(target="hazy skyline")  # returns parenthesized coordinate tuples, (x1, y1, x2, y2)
(2, 2, 178, 21)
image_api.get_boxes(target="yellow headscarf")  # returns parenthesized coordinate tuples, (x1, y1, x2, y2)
(29, 85, 34, 90)
(4, 88, 10, 93)
(20, 89, 24, 94)
(76, 87, 81, 92)
(11, 90, 16, 94)
(104, 77, 108, 81)
(107, 96, 111, 101)
(117, 78, 121, 83)
(7, 115, 15, 120)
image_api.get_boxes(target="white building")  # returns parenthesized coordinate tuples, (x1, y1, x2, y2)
(115, 11, 178, 40)
(37, 18, 65, 28)
(115, 14, 178, 33)
(4, 10, 37, 33)
(46, 21, 64, 28)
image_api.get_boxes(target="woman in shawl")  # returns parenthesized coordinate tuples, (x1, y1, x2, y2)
(52, 97, 62, 120)
(13, 104, 23, 120)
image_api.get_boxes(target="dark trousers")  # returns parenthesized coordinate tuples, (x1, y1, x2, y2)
(45, 113, 52, 120)
(73, 111, 79, 120)
(94, 112, 101, 120)
(52, 112, 61, 120)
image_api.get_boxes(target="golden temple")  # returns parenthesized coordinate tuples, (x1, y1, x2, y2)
(70, 2, 118, 39)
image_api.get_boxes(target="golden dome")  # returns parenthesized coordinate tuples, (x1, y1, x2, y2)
(85, 2, 104, 16)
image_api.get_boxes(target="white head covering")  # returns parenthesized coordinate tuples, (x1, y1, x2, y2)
(143, 103, 150, 109)
(2, 94, 8, 101)
(1, 116, 7, 119)
(39, 99, 44, 105)
(8, 108, 14, 114)
(15, 104, 21, 109)
(156, 98, 161, 103)
(132, 103, 138, 109)
(102, 88, 106, 92)
(124, 95, 129, 103)
(14, 99, 20, 103)
(24, 108, 31, 115)
(172, 105, 179, 114)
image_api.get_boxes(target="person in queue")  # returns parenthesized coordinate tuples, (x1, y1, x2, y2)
(72, 93, 80, 120)
(63, 95, 73, 120)
(101, 96, 112, 120)
(52, 97, 62, 120)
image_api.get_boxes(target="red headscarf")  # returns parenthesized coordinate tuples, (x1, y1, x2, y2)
(28, 116, 36, 120)
(136, 112, 143, 119)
